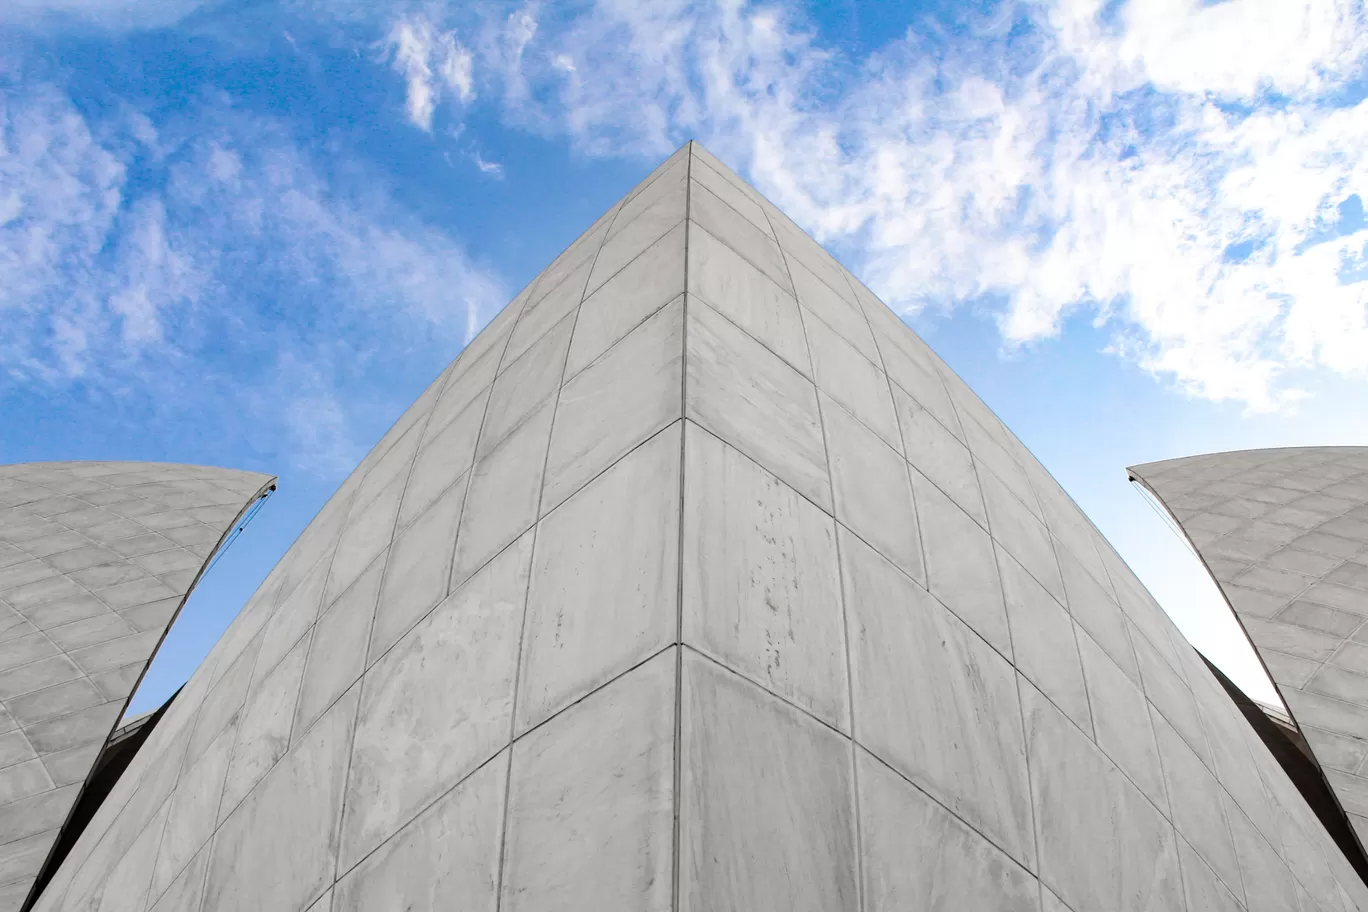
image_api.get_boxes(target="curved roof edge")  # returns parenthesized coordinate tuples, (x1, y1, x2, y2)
(1128, 447, 1368, 879)
(0, 462, 275, 911)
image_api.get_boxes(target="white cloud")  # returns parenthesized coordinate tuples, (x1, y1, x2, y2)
(0, 81, 506, 473)
(440, 34, 475, 102)
(471, 150, 503, 176)
(1116, 0, 1368, 99)
(0, 0, 213, 30)
(384, 15, 476, 131)
(107, 198, 201, 347)
(448, 0, 1367, 412)
(386, 19, 439, 129)
(0, 83, 127, 380)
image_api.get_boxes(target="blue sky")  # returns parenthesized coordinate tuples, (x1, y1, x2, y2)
(2, 0, 1366, 714)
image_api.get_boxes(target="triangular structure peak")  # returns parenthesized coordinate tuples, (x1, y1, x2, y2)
(28, 149, 1368, 912)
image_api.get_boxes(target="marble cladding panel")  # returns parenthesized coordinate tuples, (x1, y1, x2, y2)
(29, 145, 1368, 912)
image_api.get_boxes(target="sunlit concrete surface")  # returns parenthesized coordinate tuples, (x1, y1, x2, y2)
(1132, 447, 1368, 854)
(0, 462, 274, 911)
(31, 146, 1368, 912)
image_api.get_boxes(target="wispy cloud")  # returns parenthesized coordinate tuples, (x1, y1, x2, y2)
(471, 149, 503, 177)
(0, 0, 212, 30)
(383, 15, 476, 131)
(394, 0, 1367, 413)
(0, 75, 505, 474)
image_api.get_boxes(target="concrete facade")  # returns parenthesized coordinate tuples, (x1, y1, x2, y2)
(29, 145, 1368, 912)
(0, 462, 274, 910)
(1131, 448, 1368, 853)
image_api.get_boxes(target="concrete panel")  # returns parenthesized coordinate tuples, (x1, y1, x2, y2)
(149, 719, 236, 901)
(39, 742, 100, 788)
(753, 197, 841, 300)
(1152, 712, 1241, 899)
(1329, 560, 1368, 590)
(220, 633, 309, 817)
(1076, 626, 1170, 826)
(841, 529, 1033, 867)
(859, 748, 1038, 912)
(428, 345, 499, 435)
(333, 753, 503, 912)
(0, 636, 60, 674)
(503, 651, 674, 912)
(0, 835, 54, 897)
(787, 257, 879, 365)
(1058, 543, 1139, 683)
(255, 556, 326, 682)
(981, 468, 1064, 605)
(1285, 688, 1368, 741)
(910, 469, 1012, 656)
(1000, 550, 1092, 734)
(687, 223, 809, 376)
(822, 394, 923, 582)
(807, 316, 899, 450)
(400, 388, 485, 528)
(202, 686, 358, 912)
(1225, 578, 1306, 614)
(90, 801, 165, 912)
(7, 679, 104, 728)
(185, 634, 260, 768)
(1308, 665, 1368, 704)
(1243, 616, 1342, 662)
(1226, 798, 1297, 912)
(0, 761, 54, 807)
(1263, 648, 1321, 688)
(1177, 837, 1242, 912)
(70, 629, 161, 676)
(567, 223, 684, 378)
(450, 400, 553, 590)
(1193, 677, 1280, 846)
(517, 425, 679, 733)
(542, 299, 683, 513)
(0, 785, 77, 848)
(1024, 684, 1183, 912)
(503, 259, 588, 368)
(341, 535, 530, 869)
(79, 661, 134, 701)
(1301, 725, 1368, 774)
(690, 158, 771, 237)
(679, 650, 856, 912)
(373, 476, 468, 661)
(479, 313, 574, 458)
(294, 558, 383, 740)
(1134, 630, 1213, 770)
(0, 657, 82, 701)
(1278, 599, 1362, 637)
(588, 173, 684, 294)
(688, 180, 789, 293)
(958, 425, 1042, 527)
(682, 424, 847, 730)
(604, 159, 680, 243)
(25, 702, 120, 755)
(893, 384, 986, 527)
(150, 820, 210, 911)
(1327, 639, 1368, 670)
(685, 298, 830, 513)
(44, 614, 134, 653)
